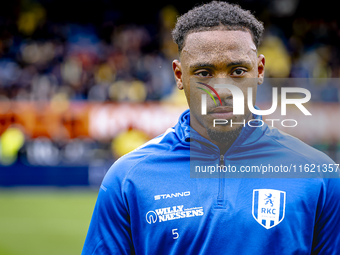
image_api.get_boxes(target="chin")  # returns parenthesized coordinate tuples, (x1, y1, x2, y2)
(206, 125, 243, 144)
(208, 124, 241, 134)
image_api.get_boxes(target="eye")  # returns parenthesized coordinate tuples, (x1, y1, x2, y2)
(231, 69, 246, 76)
(195, 71, 212, 77)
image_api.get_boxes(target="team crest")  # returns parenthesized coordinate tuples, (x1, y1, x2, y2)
(252, 189, 286, 229)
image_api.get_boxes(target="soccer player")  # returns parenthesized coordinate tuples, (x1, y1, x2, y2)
(82, 2, 340, 254)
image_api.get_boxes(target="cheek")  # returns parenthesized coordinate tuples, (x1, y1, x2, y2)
(181, 72, 192, 103)
(185, 85, 205, 114)
(182, 82, 191, 105)
(252, 88, 257, 104)
(242, 84, 258, 113)
(249, 84, 258, 104)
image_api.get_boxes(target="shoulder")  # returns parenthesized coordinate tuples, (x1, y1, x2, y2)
(102, 127, 180, 188)
(263, 126, 334, 164)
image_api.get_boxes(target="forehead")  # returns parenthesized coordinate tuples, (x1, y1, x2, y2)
(181, 30, 257, 64)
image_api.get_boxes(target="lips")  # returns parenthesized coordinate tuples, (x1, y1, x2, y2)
(208, 106, 234, 119)
(209, 106, 233, 114)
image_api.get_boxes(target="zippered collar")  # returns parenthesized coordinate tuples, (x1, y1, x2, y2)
(175, 108, 267, 158)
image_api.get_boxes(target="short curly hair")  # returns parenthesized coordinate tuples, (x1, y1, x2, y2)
(172, 1, 264, 54)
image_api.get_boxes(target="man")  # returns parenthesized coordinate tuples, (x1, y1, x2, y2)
(82, 2, 340, 254)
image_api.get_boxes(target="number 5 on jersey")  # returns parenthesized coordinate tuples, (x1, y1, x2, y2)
(172, 229, 179, 239)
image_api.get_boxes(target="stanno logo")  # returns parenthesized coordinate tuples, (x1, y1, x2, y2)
(252, 189, 286, 229)
(154, 191, 190, 200)
(146, 205, 204, 224)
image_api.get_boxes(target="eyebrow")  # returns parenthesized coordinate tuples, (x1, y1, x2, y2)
(189, 60, 252, 69)
(189, 62, 215, 69)
(227, 60, 252, 67)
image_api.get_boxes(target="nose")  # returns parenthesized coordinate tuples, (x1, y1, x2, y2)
(214, 85, 234, 106)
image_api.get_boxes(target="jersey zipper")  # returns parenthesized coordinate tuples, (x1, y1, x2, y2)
(217, 154, 225, 207)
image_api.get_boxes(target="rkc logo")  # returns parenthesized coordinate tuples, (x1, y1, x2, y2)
(252, 189, 286, 229)
(197, 82, 312, 116)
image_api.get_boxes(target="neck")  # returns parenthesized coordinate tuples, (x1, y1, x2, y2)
(190, 112, 252, 155)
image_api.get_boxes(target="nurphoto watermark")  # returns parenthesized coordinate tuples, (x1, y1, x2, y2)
(189, 78, 340, 178)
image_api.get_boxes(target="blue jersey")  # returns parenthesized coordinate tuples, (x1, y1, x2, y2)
(82, 109, 340, 254)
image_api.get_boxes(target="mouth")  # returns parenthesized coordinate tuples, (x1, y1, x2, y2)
(208, 106, 234, 119)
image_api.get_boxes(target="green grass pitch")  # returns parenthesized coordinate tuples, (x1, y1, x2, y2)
(0, 189, 98, 255)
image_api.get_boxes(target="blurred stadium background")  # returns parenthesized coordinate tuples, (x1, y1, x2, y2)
(0, 0, 340, 254)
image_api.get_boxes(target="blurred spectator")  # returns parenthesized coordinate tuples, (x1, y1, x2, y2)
(0, 126, 25, 165)
(258, 35, 291, 78)
(111, 129, 150, 158)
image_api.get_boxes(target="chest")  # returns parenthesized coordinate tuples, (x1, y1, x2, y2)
(127, 177, 320, 254)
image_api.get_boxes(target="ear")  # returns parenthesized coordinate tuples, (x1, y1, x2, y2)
(172, 59, 183, 90)
(257, 54, 265, 85)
